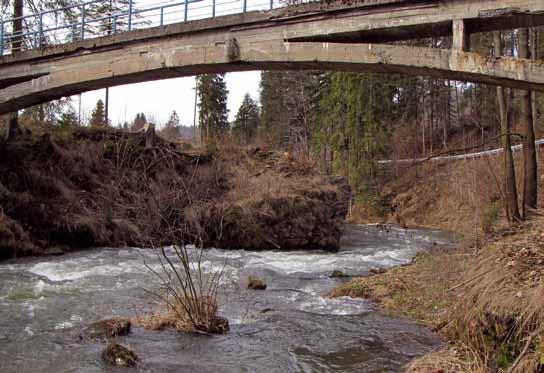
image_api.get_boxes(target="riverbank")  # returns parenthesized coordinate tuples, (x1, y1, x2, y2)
(349, 148, 544, 238)
(333, 155, 544, 372)
(333, 219, 544, 371)
(0, 128, 349, 259)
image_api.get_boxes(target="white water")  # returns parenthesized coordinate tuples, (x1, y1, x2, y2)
(0, 224, 454, 373)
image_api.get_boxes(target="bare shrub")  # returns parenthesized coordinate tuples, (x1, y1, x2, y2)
(480, 201, 501, 233)
(140, 241, 228, 334)
(132, 145, 229, 334)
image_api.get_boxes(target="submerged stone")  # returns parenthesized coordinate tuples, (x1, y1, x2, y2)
(101, 342, 138, 367)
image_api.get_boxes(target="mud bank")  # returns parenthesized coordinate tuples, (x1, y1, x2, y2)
(0, 129, 349, 259)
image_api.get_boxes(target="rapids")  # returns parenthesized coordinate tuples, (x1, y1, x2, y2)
(0, 224, 454, 372)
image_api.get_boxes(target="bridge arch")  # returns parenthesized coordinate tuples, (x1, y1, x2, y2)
(1, 38, 543, 116)
(1, 0, 544, 115)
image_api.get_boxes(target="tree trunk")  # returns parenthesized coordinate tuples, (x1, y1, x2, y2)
(12, 0, 24, 53)
(494, 31, 520, 221)
(519, 28, 538, 210)
(145, 124, 156, 149)
(6, 0, 24, 141)
(530, 28, 538, 155)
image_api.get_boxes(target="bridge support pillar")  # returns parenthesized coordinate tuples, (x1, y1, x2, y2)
(452, 19, 470, 51)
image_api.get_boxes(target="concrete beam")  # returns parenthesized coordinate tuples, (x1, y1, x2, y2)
(1, 0, 544, 67)
(0, 39, 543, 115)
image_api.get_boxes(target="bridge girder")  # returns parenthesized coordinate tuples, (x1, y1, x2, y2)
(0, 38, 543, 115)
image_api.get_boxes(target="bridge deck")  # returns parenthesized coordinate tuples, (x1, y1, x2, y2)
(0, 0, 543, 115)
(1, 0, 543, 66)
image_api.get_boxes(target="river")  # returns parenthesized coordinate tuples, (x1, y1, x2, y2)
(0, 224, 454, 373)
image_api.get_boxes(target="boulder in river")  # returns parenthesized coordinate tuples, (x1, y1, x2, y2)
(101, 342, 138, 367)
(247, 276, 267, 290)
(205, 316, 230, 334)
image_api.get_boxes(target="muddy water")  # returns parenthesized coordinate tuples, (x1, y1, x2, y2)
(0, 225, 454, 373)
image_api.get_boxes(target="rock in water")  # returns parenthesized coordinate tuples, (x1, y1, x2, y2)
(247, 276, 267, 290)
(370, 267, 387, 275)
(208, 316, 230, 334)
(85, 318, 131, 339)
(330, 270, 349, 278)
(101, 342, 138, 367)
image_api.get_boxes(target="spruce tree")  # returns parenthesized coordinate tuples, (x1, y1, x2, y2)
(166, 110, 180, 128)
(233, 94, 260, 143)
(131, 112, 147, 131)
(57, 107, 79, 130)
(90, 0, 131, 34)
(197, 74, 229, 143)
(89, 99, 107, 128)
(259, 71, 318, 151)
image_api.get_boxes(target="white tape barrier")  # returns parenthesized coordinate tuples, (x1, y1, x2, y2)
(377, 139, 544, 165)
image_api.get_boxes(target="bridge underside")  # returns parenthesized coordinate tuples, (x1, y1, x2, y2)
(1, 0, 544, 114)
(1, 39, 544, 115)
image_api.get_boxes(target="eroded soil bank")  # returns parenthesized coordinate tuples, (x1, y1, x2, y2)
(0, 129, 350, 259)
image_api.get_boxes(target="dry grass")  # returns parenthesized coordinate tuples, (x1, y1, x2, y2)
(378, 147, 544, 237)
(331, 217, 544, 372)
(218, 143, 330, 205)
(329, 246, 469, 326)
(0, 127, 225, 257)
(407, 345, 488, 373)
(135, 296, 221, 332)
(442, 218, 544, 371)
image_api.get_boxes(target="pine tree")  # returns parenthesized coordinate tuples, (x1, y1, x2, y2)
(131, 112, 147, 131)
(90, 0, 131, 34)
(259, 71, 318, 151)
(57, 107, 79, 130)
(312, 72, 394, 193)
(197, 74, 229, 143)
(233, 93, 260, 143)
(166, 110, 180, 128)
(160, 110, 183, 140)
(89, 99, 107, 128)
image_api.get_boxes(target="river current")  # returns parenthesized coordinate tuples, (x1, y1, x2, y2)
(0, 224, 454, 373)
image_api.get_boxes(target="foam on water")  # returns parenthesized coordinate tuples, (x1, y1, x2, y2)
(0, 224, 455, 373)
(298, 296, 369, 316)
(243, 247, 413, 276)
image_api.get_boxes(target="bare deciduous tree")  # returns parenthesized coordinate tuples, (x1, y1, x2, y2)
(493, 31, 520, 221)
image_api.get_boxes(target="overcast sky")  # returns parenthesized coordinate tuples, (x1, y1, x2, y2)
(78, 72, 261, 128)
(69, 0, 273, 128)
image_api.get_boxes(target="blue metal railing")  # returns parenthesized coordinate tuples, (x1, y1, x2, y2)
(0, 0, 285, 57)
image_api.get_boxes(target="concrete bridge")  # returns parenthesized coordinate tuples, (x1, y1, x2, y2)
(1, 0, 544, 115)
